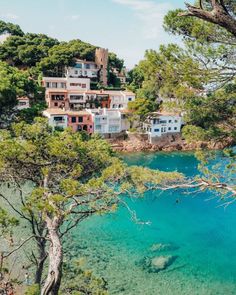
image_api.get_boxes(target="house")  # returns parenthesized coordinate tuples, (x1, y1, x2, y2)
(43, 109, 93, 134)
(42, 77, 90, 91)
(143, 112, 182, 141)
(107, 90, 135, 109)
(16, 96, 30, 110)
(65, 48, 109, 86)
(88, 108, 130, 136)
(42, 77, 91, 109)
(43, 109, 68, 130)
(113, 68, 127, 85)
(66, 59, 99, 79)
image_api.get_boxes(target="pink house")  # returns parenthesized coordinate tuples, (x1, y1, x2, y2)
(67, 110, 93, 134)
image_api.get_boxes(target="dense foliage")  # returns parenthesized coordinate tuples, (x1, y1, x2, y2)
(0, 119, 182, 294)
(0, 20, 124, 87)
(127, 2, 236, 142)
(0, 61, 39, 118)
(0, 20, 23, 36)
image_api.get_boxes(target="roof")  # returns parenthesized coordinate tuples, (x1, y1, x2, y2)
(121, 91, 135, 96)
(42, 77, 67, 82)
(43, 108, 89, 116)
(46, 89, 68, 93)
(149, 111, 181, 117)
(74, 59, 96, 65)
(17, 96, 29, 101)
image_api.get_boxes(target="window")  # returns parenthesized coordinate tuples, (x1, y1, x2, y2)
(75, 70, 78, 75)
(175, 120, 178, 123)
(154, 129, 160, 132)
(75, 63, 82, 69)
(168, 127, 171, 131)
(153, 119, 159, 124)
(54, 116, 64, 122)
(52, 82, 57, 88)
(71, 117, 76, 123)
(128, 97, 132, 101)
(160, 120, 167, 124)
(54, 102, 58, 107)
(19, 101, 27, 106)
(70, 83, 80, 87)
(169, 120, 172, 123)
(84, 71, 87, 75)
(90, 125, 93, 128)
(174, 127, 177, 131)
(46, 82, 50, 88)
(51, 95, 65, 101)
(78, 117, 83, 123)
(82, 84, 86, 88)
(70, 95, 83, 100)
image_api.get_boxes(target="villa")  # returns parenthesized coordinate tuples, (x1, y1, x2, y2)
(88, 108, 130, 136)
(43, 109, 93, 134)
(66, 59, 99, 79)
(16, 96, 30, 110)
(43, 108, 130, 136)
(143, 112, 182, 142)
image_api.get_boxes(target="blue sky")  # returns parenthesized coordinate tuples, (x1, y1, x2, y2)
(1, 0, 185, 68)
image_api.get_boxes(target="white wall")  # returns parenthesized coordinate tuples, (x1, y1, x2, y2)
(43, 112, 68, 130)
(144, 115, 182, 138)
(17, 99, 30, 110)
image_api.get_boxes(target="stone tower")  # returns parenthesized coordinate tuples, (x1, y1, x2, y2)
(95, 48, 109, 87)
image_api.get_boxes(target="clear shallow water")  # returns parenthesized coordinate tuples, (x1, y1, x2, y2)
(71, 152, 236, 295)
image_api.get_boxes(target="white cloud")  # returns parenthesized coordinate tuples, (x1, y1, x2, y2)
(112, 0, 173, 39)
(2, 13, 19, 20)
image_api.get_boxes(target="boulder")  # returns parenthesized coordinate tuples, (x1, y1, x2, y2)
(138, 255, 177, 273)
(149, 255, 177, 272)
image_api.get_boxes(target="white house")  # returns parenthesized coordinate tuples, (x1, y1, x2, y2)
(107, 91, 135, 110)
(43, 109, 68, 130)
(42, 77, 90, 91)
(16, 97, 30, 110)
(88, 108, 130, 135)
(66, 60, 99, 79)
(143, 112, 182, 140)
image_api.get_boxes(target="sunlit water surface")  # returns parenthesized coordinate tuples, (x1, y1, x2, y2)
(71, 152, 236, 295)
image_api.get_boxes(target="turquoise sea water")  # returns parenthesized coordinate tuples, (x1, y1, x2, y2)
(71, 152, 236, 295)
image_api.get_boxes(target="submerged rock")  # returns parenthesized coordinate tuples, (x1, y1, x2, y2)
(139, 255, 177, 273)
(150, 243, 179, 252)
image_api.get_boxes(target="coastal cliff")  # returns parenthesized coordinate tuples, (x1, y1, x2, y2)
(108, 133, 234, 153)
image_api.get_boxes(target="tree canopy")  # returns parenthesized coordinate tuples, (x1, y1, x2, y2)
(0, 119, 183, 294)
(0, 20, 24, 36)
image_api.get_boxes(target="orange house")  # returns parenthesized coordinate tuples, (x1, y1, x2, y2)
(67, 110, 93, 134)
(45, 89, 69, 109)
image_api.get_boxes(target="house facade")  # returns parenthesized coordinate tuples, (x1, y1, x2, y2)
(88, 108, 130, 135)
(108, 91, 135, 109)
(143, 112, 182, 140)
(16, 96, 30, 110)
(43, 109, 93, 134)
(66, 60, 99, 79)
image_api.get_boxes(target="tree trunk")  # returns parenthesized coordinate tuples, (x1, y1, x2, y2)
(41, 220, 63, 295)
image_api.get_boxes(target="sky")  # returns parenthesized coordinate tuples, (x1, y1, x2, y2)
(1, 0, 185, 68)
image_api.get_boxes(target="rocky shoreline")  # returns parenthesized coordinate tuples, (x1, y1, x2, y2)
(108, 133, 234, 153)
